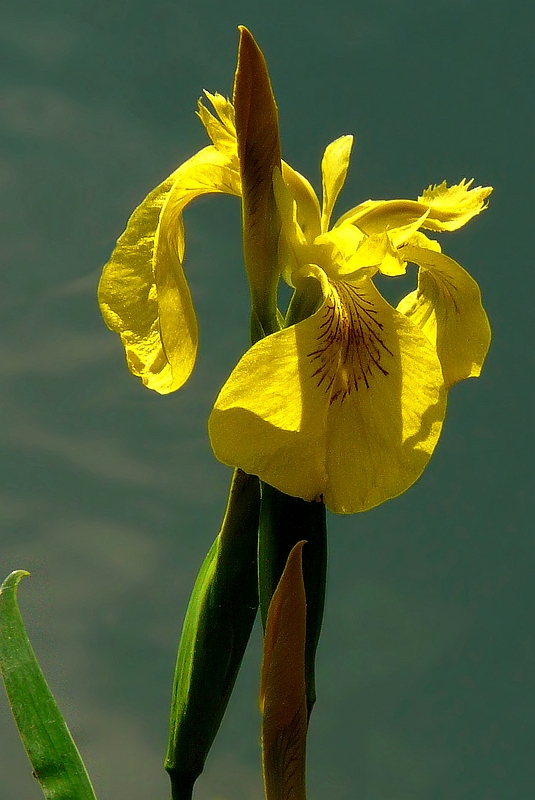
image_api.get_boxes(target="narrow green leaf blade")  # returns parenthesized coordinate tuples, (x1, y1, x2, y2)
(0, 570, 97, 800)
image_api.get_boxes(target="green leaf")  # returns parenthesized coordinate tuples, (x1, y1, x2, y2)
(0, 570, 97, 800)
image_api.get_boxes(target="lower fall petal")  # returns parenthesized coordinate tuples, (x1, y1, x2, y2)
(398, 245, 491, 388)
(98, 167, 184, 394)
(98, 145, 240, 394)
(208, 307, 330, 502)
(210, 273, 447, 514)
(323, 280, 447, 513)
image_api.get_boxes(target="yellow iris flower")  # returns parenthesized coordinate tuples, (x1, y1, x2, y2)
(98, 51, 491, 515)
(208, 136, 491, 513)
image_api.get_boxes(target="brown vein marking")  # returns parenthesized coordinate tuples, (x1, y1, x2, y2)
(266, 703, 307, 799)
(307, 280, 393, 404)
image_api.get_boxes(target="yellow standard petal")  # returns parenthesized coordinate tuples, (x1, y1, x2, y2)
(320, 135, 353, 233)
(398, 244, 491, 388)
(260, 541, 308, 800)
(98, 143, 240, 394)
(281, 161, 321, 242)
(209, 266, 447, 513)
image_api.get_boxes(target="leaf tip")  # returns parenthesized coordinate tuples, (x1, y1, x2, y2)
(1, 570, 31, 594)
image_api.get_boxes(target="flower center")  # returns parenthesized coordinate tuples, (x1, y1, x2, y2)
(307, 280, 393, 403)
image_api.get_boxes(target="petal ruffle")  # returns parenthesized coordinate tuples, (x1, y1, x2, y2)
(209, 271, 447, 513)
(335, 180, 491, 234)
(98, 145, 240, 394)
(196, 92, 238, 161)
(417, 180, 492, 232)
(397, 245, 491, 388)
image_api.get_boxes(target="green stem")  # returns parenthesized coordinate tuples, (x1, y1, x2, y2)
(170, 775, 195, 800)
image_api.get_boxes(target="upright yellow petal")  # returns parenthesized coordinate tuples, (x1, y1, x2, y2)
(320, 135, 353, 233)
(281, 161, 321, 243)
(261, 541, 308, 800)
(98, 145, 240, 394)
(398, 245, 491, 388)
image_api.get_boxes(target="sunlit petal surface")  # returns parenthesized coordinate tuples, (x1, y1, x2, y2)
(210, 128, 490, 511)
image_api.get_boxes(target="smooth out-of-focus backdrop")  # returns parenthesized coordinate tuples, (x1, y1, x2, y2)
(0, 2, 532, 798)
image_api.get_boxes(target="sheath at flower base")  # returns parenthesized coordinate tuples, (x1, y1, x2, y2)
(208, 135, 492, 514)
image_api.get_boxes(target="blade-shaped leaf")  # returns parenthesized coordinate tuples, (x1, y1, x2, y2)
(0, 570, 97, 800)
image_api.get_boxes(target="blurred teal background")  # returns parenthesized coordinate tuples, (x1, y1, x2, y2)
(0, 1, 532, 798)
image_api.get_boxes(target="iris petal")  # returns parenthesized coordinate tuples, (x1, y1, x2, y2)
(209, 270, 446, 513)
(98, 145, 240, 394)
(208, 300, 330, 502)
(335, 180, 491, 235)
(281, 162, 321, 242)
(197, 92, 238, 160)
(324, 279, 446, 512)
(418, 180, 492, 232)
(320, 135, 353, 233)
(398, 245, 491, 388)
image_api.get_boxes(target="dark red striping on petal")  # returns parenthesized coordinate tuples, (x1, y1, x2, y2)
(307, 281, 392, 405)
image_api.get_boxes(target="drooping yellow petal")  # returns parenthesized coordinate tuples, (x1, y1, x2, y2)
(320, 135, 353, 233)
(398, 245, 491, 388)
(209, 267, 447, 513)
(98, 145, 240, 394)
(261, 541, 308, 800)
(417, 180, 493, 232)
(321, 277, 446, 513)
(208, 277, 330, 501)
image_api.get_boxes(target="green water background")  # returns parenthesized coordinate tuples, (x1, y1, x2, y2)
(0, 1, 532, 798)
